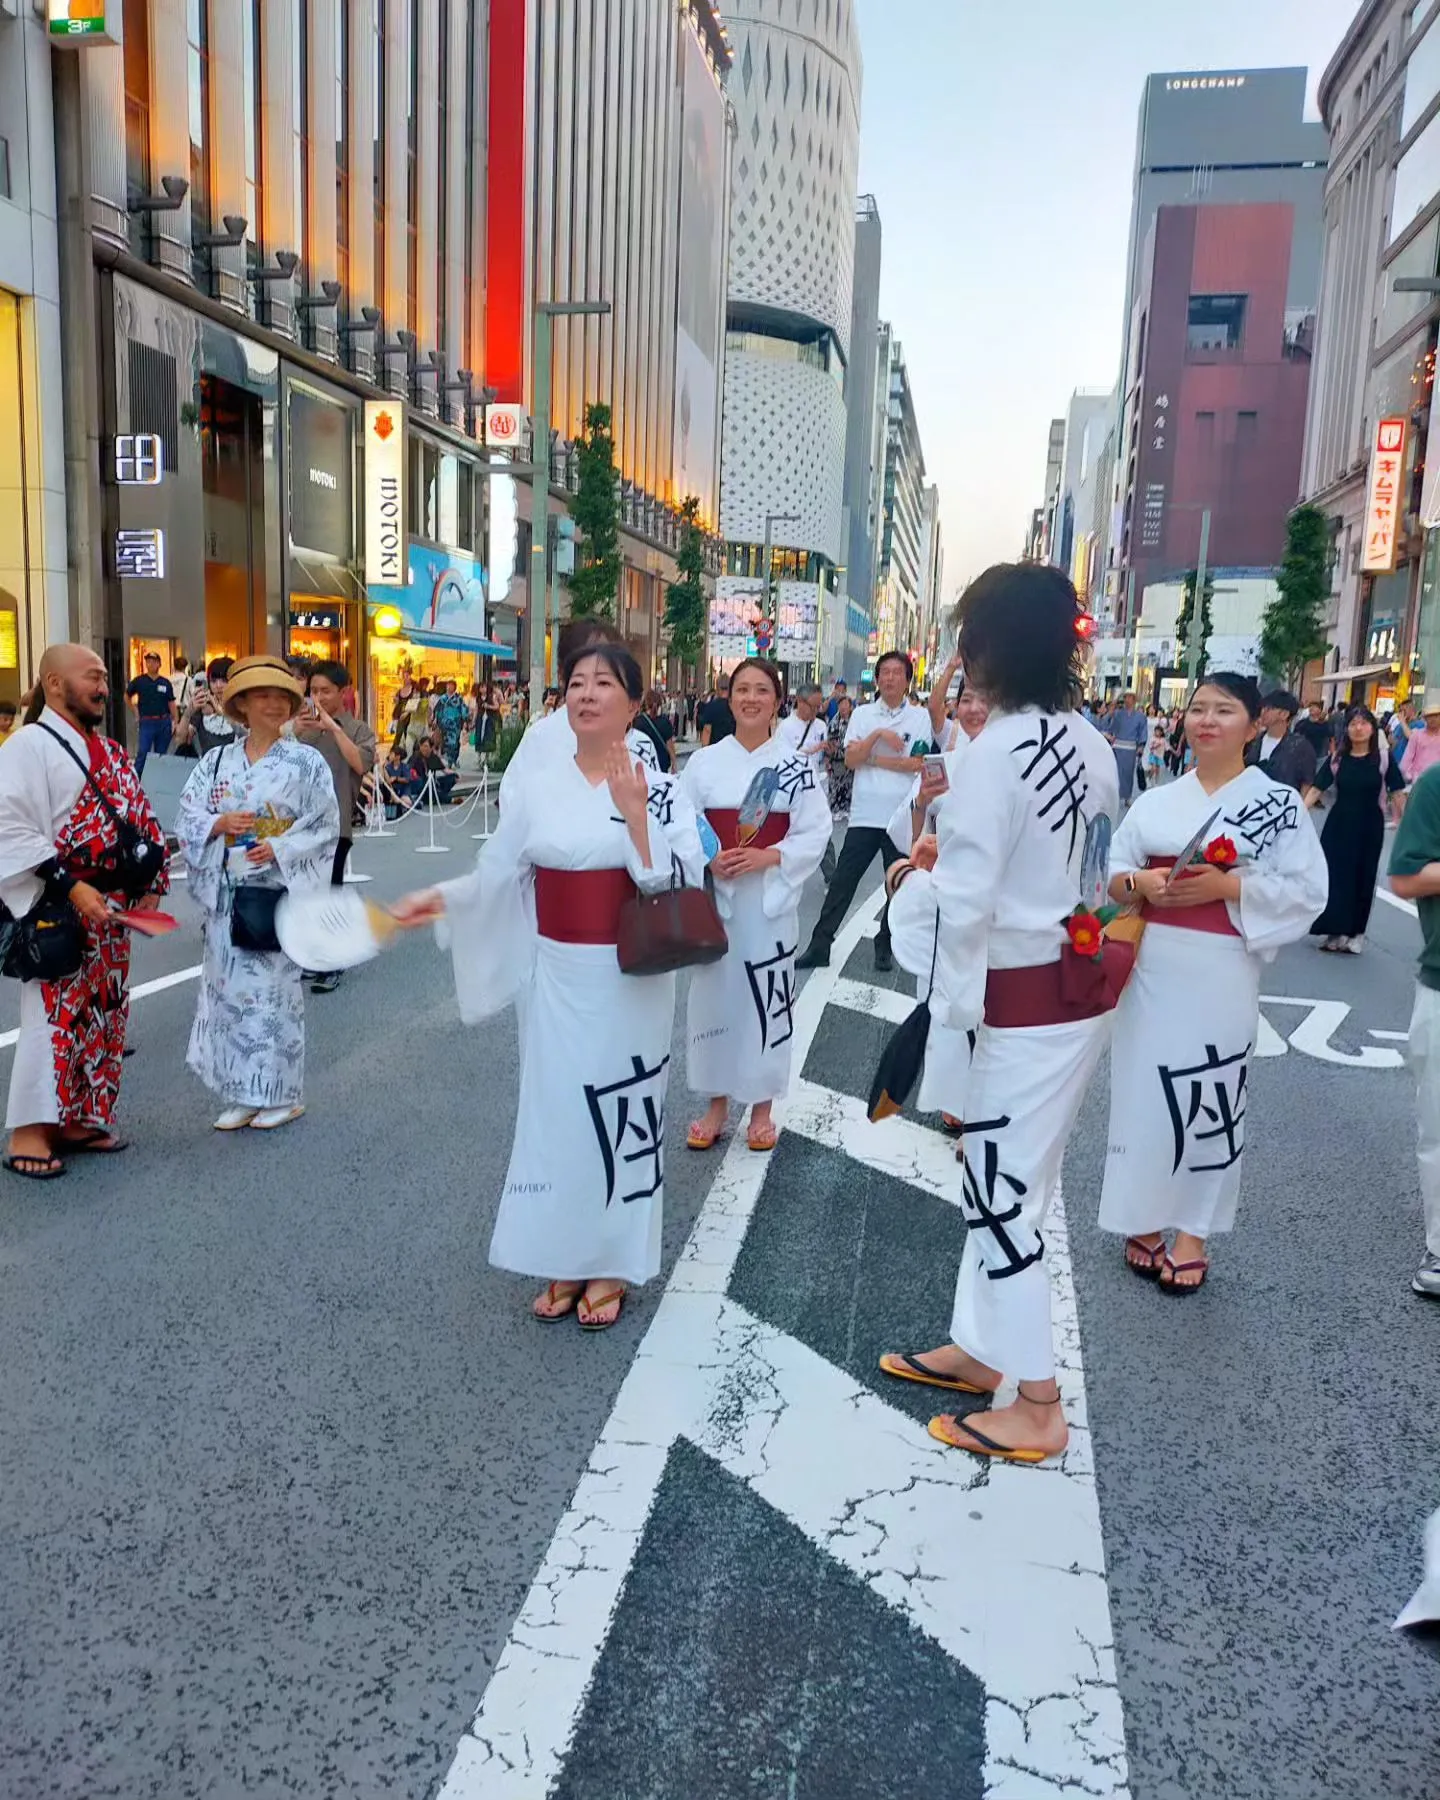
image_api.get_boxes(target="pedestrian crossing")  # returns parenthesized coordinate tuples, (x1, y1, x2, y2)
(438, 885, 1130, 1800)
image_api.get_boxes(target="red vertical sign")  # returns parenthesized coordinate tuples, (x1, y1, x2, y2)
(486, 0, 527, 404)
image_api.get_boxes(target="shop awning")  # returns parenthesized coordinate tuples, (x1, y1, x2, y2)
(396, 628, 515, 657)
(1317, 662, 1393, 685)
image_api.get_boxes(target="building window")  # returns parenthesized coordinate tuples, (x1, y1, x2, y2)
(242, 0, 263, 262)
(373, 7, 385, 306)
(186, 0, 212, 243)
(293, 0, 310, 278)
(336, 0, 349, 295)
(406, 2, 419, 335)
(123, 0, 151, 205)
(1187, 294, 1246, 355)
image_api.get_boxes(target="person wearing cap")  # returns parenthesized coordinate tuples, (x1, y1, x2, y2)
(125, 651, 177, 773)
(1401, 691, 1440, 785)
(175, 655, 339, 1132)
(1247, 689, 1316, 792)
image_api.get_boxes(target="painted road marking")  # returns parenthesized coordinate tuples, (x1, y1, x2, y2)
(0, 964, 202, 1052)
(437, 891, 1129, 1800)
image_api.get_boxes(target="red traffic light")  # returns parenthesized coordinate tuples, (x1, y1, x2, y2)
(1074, 611, 1098, 642)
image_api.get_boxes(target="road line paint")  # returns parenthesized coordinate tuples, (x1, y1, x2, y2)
(1377, 886, 1419, 918)
(437, 893, 1130, 1799)
(0, 964, 202, 1052)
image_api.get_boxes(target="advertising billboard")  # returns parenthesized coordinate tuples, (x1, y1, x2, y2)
(672, 28, 727, 526)
(289, 385, 353, 561)
(369, 540, 489, 643)
(364, 401, 406, 586)
(1362, 417, 1408, 573)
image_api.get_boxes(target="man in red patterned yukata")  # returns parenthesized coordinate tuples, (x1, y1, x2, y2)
(0, 645, 168, 1178)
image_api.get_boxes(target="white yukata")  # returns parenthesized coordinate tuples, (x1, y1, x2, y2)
(887, 736, 978, 1119)
(930, 708, 1120, 1383)
(176, 739, 340, 1109)
(498, 703, 660, 807)
(1099, 766, 1328, 1241)
(439, 755, 704, 1287)
(680, 735, 831, 1104)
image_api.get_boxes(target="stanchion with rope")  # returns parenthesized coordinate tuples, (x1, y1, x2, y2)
(471, 758, 495, 841)
(412, 770, 451, 855)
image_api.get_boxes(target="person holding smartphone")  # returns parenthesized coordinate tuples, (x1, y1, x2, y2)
(173, 657, 239, 759)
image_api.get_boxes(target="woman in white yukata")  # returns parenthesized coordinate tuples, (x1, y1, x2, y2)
(392, 644, 704, 1332)
(887, 681, 992, 1137)
(680, 658, 831, 1153)
(878, 564, 1122, 1467)
(176, 656, 340, 1132)
(1099, 671, 1328, 1292)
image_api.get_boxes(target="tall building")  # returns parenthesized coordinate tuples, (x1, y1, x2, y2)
(1302, 0, 1435, 709)
(39, 0, 729, 740)
(918, 483, 945, 670)
(1050, 389, 1114, 606)
(0, 4, 69, 703)
(840, 193, 883, 681)
(1109, 68, 1328, 627)
(713, 0, 862, 683)
(1119, 201, 1316, 598)
(1038, 417, 1065, 561)
(874, 332, 928, 662)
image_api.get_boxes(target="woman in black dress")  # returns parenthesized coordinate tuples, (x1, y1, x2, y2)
(1304, 705, 1407, 955)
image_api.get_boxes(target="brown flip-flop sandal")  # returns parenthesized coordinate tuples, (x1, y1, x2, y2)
(1159, 1251, 1209, 1294)
(533, 1281, 583, 1322)
(879, 1351, 994, 1397)
(1124, 1236, 1166, 1279)
(61, 1132, 130, 1156)
(578, 1285, 627, 1331)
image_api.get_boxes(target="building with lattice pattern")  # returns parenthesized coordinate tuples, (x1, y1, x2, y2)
(712, 0, 863, 679)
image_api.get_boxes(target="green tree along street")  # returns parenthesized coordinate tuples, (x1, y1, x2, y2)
(1177, 565, 1215, 682)
(663, 498, 707, 674)
(566, 403, 623, 620)
(1260, 505, 1333, 689)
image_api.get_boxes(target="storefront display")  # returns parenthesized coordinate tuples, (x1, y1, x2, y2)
(366, 539, 509, 737)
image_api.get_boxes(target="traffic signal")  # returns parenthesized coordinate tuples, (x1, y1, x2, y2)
(1074, 611, 1098, 642)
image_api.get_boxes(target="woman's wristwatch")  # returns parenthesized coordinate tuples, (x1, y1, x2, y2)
(1122, 873, 1138, 898)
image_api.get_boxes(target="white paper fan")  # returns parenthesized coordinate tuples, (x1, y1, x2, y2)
(274, 887, 398, 972)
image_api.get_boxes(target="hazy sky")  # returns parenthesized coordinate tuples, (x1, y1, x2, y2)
(856, 0, 1360, 593)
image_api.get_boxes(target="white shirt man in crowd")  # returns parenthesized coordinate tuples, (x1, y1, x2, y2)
(796, 651, 933, 973)
(776, 683, 829, 759)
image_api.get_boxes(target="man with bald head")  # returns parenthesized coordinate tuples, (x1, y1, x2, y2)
(0, 644, 167, 1178)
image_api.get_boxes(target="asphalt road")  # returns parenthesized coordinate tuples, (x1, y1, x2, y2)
(1, 794, 1436, 1800)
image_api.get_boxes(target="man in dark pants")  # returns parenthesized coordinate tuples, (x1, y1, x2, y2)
(125, 652, 176, 773)
(293, 660, 377, 994)
(796, 651, 933, 973)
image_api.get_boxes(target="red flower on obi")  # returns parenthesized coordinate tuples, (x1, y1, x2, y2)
(1066, 910, 1104, 959)
(1203, 835, 1239, 869)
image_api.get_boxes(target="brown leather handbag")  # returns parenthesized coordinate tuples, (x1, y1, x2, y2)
(617, 873, 728, 975)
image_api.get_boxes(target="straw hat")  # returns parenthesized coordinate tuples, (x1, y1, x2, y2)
(222, 654, 306, 722)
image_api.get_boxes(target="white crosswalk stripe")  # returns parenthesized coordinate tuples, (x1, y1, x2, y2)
(438, 887, 1131, 1800)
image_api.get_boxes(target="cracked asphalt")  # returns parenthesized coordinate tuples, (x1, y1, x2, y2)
(1, 822, 1437, 1799)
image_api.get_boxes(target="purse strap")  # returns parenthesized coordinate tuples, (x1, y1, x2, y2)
(36, 723, 130, 835)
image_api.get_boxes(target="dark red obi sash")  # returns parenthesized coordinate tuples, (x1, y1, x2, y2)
(705, 809, 790, 852)
(534, 867, 636, 945)
(984, 941, 1135, 1030)
(1140, 855, 1240, 938)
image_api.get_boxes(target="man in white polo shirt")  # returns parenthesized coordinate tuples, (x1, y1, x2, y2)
(776, 682, 828, 759)
(796, 651, 933, 973)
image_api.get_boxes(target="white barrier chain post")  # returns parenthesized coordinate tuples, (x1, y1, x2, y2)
(413, 770, 451, 855)
(472, 758, 494, 842)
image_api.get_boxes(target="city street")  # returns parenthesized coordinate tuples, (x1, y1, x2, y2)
(1, 811, 1436, 1800)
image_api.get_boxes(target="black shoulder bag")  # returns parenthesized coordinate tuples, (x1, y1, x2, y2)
(213, 743, 284, 954)
(36, 724, 167, 901)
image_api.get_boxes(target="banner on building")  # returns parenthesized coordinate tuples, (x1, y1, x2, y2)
(672, 26, 728, 527)
(1362, 416, 1408, 574)
(364, 401, 406, 587)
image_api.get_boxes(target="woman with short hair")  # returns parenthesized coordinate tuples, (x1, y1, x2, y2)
(392, 643, 704, 1331)
(175, 656, 339, 1132)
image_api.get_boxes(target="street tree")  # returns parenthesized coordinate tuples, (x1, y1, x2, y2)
(1260, 505, 1332, 689)
(568, 402, 621, 619)
(1177, 565, 1215, 681)
(663, 497, 707, 673)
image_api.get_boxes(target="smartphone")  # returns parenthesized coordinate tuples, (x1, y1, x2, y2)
(922, 754, 950, 793)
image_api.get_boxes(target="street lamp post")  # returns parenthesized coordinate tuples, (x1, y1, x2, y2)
(528, 299, 612, 719)
(760, 510, 801, 623)
(1184, 507, 1213, 698)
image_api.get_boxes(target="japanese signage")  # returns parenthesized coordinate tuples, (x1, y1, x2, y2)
(47, 0, 116, 43)
(484, 404, 526, 449)
(290, 387, 353, 561)
(1362, 417, 1408, 574)
(290, 608, 344, 631)
(114, 529, 165, 579)
(364, 401, 405, 587)
(1136, 390, 1173, 556)
(113, 434, 163, 485)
